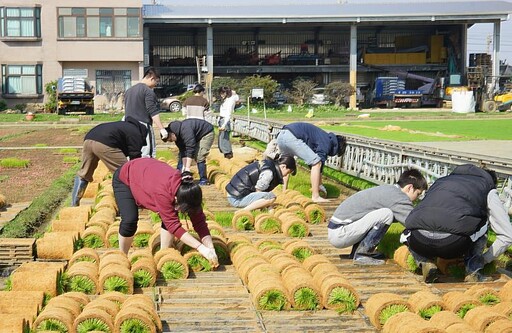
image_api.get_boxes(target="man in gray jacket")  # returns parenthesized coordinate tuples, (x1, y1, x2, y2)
(328, 168, 428, 265)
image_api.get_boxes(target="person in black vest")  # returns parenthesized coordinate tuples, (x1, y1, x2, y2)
(71, 116, 148, 206)
(402, 164, 512, 283)
(164, 118, 214, 185)
(226, 155, 296, 211)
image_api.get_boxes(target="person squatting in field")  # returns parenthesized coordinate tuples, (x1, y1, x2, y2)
(328, 168, 428, 265)
(112, 158, 218, 267)
(225, 154, 297, 212)
(402, 164, 512, 283)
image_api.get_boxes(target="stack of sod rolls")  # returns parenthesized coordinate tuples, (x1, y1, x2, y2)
(154, 248, 189, 281)
(36, 231, 80, 260)
(66, 260, 99, 295)
(408, 290, 446, 320)
(393, 245, 418, 273)
(232, 210, 255, 231)
(274, 208, 309, 238)
(463, 306, 507, 332)
(51, 208, 89, 234)
(128, 249, 158, 288)
(464, 285, 500, 305)
(0, 290, 44, 331)
(365, 293, 412, 330)
(305, 257, 360, 313)
(442, 291, 481, 319)
(231, 243, 290, 311)
(499, 280, 512, 301)
(283, 239, 315, 262)
(114, 294, 162, 332)
(33, 293, 85, 332)
(98, 250, 134, 294)
(382, 311, 446, 333)
(254, 213, 282, 234)
(74, 296, 119, 333)
(10, 261, 66, 297)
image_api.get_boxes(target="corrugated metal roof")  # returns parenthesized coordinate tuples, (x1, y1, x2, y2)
(143, 0, 512, 23)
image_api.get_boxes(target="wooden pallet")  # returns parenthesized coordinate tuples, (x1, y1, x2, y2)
(0, 238, 35, 266)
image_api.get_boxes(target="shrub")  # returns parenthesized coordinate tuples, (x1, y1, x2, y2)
(44, 80, 58, 113)
(325, 81, 355, 107)
(287, 78, 317, 106)
(240, 74, 279, 104)
(0, 100, 7, 112)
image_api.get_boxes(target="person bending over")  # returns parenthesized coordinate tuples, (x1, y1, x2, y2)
(112, 158, 218, 267)
(71, 116, 147, 206)
(164, 118, 214, 186)
(277, 122, 347, 202)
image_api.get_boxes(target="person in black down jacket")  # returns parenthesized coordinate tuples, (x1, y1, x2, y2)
(225, 155, 296, 212)
(164, 118, 214, 185)
(276, 122, 347, 203)
(71, 116, 148, 206)
(402, 164, 512, 283)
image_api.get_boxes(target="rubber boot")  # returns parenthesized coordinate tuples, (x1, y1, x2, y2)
(353, 222, 390, 265)
(464, 254, 492, 282)
(197, 162, 209, 185)
(71, 176, 89, 207)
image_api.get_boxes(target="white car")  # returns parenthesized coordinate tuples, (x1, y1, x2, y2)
(310, 87, 329, 105)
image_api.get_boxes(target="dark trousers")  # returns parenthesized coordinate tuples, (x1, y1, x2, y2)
(113, 169, 139, 237)
(407, 230, 472, 260)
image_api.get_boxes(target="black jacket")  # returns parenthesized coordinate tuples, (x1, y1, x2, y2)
(283, 122, 340, 163)
(405, 164, 495, 236)
(84, 116, 148, 159)
(226, 159, 283, 198)
(168, 119, 214, 158)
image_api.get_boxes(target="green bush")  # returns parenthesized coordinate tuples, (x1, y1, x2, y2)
(44, 80, 58, 113)
(240, 74, 279, 104)
(0, 100, 7, 111)
(287, 78, 317, 106)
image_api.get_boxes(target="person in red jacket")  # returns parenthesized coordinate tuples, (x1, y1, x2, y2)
(112, 158, 218, 267)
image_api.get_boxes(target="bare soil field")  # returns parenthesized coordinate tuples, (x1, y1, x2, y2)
(0, 126, 85, 202)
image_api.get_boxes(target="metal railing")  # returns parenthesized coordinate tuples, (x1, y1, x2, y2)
(207, 114, 512, 212)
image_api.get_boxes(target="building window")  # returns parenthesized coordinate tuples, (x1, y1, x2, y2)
(58, 7, 141, 38)
(0, 7, 41, 38)
(96, 70, 131, 95)
(1, 64, 43, 95)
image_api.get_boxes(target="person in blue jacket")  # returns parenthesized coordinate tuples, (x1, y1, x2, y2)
(276, 122, 346, 202)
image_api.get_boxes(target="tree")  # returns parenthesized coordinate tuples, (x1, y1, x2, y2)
(325, 81, 355, 107)
(240, 75, 278, 104)
(287, 78, 317, 106)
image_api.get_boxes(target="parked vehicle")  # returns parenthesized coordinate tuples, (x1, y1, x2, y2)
(310, 87, 330, 105)
(57, 76, 94, 115)
(159, 94, 182, 112)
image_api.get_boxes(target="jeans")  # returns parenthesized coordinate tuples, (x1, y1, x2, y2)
(227, 192, 276, 208)
(276, 129, 320, 166)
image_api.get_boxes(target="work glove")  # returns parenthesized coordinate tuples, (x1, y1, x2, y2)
(160, 128, 169, 142)
(197, 244, 219, 268)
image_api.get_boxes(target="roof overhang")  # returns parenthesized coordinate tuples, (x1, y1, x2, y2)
(143, 1, 512, 25)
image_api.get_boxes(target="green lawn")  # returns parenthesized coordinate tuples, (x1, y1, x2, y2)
(324, 119, 512, 142)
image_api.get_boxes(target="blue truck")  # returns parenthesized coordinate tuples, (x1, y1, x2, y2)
(371, 77, 423, 108)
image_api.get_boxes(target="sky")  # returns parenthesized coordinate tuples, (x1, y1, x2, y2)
(145, 0, 512, 65)
(468, 18, 512, 65)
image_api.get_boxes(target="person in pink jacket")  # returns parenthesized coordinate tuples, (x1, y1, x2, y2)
(112, 158, 218, 267)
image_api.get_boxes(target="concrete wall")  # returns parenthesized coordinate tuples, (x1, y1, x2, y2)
(0, 0, 143, 108)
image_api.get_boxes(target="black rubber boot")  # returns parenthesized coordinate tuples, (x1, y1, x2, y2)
(353, 222, 390, 265)
(71, 176, 89, 206)
(197, 162, 209, 185)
